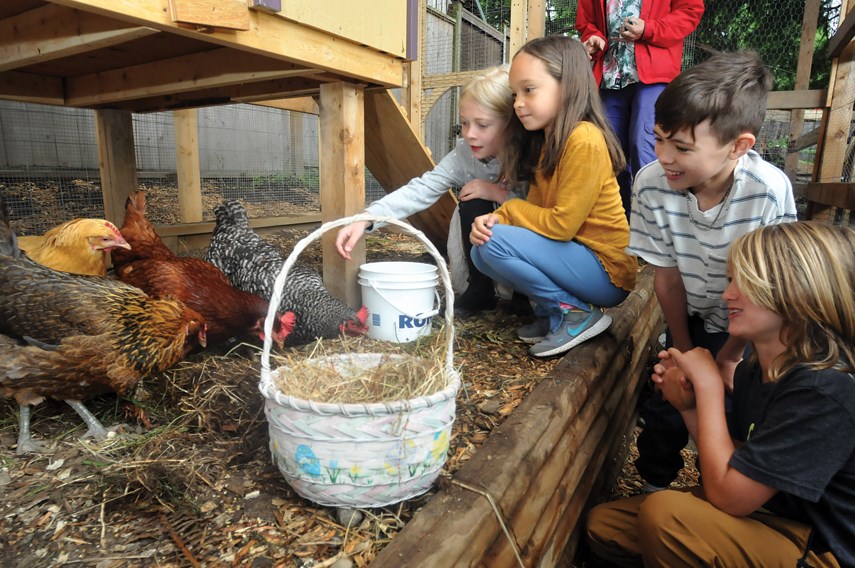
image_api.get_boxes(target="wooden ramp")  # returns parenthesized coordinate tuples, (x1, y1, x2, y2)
(364, 89, 458, 254)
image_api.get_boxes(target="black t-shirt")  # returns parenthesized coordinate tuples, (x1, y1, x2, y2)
(728, 363, 855, 565)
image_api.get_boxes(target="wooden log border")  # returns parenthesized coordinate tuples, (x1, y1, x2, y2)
(374, 265, 663, 567)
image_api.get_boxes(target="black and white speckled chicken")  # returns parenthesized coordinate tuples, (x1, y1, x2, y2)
(205, 201, 368, 345)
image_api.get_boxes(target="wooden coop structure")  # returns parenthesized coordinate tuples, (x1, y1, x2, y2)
(0, 0, 854, 566)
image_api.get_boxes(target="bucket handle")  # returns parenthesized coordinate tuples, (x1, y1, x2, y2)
(365, 279, 441, 321)
(260, 214, 455, 382)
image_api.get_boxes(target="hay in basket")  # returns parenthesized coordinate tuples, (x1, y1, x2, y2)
(258, 215, 461, 509)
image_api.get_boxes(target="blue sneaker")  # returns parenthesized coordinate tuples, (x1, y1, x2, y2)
(516, 317, 550, 344)
(528, 306, 612, 358)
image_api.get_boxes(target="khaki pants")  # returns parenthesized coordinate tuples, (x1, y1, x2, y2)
(586, 487, 840, 567)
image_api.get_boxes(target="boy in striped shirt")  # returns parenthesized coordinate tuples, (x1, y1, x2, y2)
(628, 51, 797, 491)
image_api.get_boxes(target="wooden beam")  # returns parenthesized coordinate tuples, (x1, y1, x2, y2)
(49, 0, 403, 87)
(805, 182, 855, 210)
(0, 5, 158, 72)
(792, 127, 820, 153)
(819, 38, 855, 185)
(252, 97, 319, 115)
(766, 89, 826, 110)
(828, 0, 855, 58)
(112, 76, 333, 113)
(95, 110, 138, 225)
(173, 109, 203, 223)
(319, 82, 365, 308)
(65, 47, 317, 107)
(784, 0, 821, 185)
(153, 213, 321, 238)
(169, 0, 250, 31)
(0, 71, 64, 105)
(364, 89, 456, 253)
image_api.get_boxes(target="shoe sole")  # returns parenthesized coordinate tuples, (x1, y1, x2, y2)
(518, 334, 545, 344)
(529, 314, 613, 358)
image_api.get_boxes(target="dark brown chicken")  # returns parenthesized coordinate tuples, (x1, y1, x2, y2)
(0, 197, 208, 454)
(111, 192, 295, 348)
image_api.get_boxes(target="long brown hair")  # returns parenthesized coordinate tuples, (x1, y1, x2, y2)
(500, 35, 625, 186)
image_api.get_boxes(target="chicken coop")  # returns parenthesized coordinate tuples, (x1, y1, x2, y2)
(0, 0, 854, 566)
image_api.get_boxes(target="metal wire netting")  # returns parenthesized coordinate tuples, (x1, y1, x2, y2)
(0, 0, 849, 233)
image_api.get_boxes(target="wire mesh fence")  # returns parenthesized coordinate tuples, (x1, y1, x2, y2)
(0, 0, 850, 234)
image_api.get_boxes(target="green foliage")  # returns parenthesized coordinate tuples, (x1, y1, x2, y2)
(465, 0, 839, 92)
(694, 0, 837, 91)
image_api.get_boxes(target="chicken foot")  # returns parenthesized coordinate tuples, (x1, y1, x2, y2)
(16, 404, 47, 455)
(65, 399, 109, 441)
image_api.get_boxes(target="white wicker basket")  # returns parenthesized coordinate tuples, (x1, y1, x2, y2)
(258, 214, 460, 508)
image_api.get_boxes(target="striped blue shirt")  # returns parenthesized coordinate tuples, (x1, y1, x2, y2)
(628, 150, 798, 333)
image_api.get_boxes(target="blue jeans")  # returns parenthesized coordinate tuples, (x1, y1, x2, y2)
(602, 83, 666, 216)
(470, 224, 629, 332)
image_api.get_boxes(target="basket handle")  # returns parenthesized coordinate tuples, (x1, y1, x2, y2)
(260, 214, 455, 382)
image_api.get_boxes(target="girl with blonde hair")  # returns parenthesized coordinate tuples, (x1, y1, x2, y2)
(335, 65, 526, 315)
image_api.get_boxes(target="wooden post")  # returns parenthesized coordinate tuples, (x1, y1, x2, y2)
(509, 0, 527, 58)
(527, 0, 545, 39)
(95, 109, 138, 224)
(402, 0, 424, 141)
(319, 82, 365, 308)
(289, 111, 306, 177)
(173, 109, 203, 223)
(784, 0, 820, 191)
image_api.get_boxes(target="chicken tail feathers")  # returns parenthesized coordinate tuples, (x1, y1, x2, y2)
(214, 201, 251, 228)
(0, 195, 21, 258)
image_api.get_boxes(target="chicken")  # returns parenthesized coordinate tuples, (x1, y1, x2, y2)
(111, 192, 295, 348)
(205, 200, 369, 345)
(0, 197, 208, 454)
(17, 218, 131, 276)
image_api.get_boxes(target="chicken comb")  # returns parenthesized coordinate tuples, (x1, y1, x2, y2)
(104, 221, 122, 239)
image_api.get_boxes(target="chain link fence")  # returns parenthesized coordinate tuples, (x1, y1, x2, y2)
(0, 0, 849, 233)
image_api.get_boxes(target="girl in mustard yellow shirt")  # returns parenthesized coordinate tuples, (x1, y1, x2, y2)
(470, 35, 637, 358)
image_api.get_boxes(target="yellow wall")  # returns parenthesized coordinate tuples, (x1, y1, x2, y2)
(281, 1, 407, 58)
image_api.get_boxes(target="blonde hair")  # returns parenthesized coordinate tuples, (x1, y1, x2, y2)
(500, 35, 625, 185)
(459, 64, 514, 124)
(728, 222, 855, 380)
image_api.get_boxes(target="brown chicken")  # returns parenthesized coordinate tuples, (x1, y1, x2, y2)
(17, 218, 130, 276)
(111, 192, 295, 348)
(0, 198, 208, 454)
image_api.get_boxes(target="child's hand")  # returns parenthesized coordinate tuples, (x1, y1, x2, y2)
(459, 179, 508, 203)
(470, 213, 499, 246)
(651, 348, 676, 383)
(582, 36, 605, 57)
(669, 347, 725, 396)
(657, 364, 696, 412)
(335, 220, 371, 260)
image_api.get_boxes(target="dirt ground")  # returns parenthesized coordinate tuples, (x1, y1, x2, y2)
(0, 182, 698, 567)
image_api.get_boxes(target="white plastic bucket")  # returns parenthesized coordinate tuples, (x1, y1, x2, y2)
(359, 261, 437, 282)
(358, 263, 440, 342)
